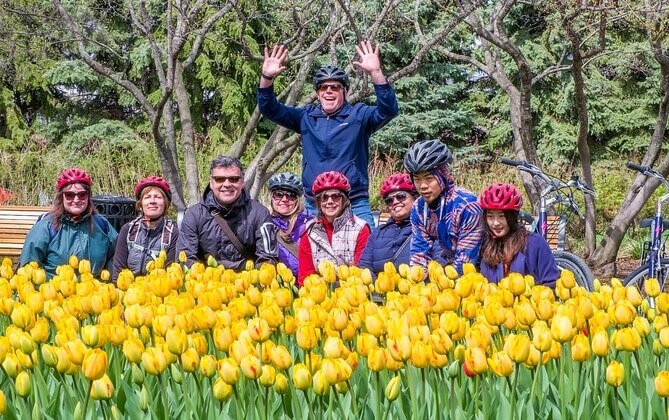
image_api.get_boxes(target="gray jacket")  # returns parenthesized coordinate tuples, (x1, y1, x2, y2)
(177, 187, 278, 270)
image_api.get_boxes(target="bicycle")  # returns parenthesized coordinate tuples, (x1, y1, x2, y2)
(499, 158, 595, 290)
(623, 163, 669, 291)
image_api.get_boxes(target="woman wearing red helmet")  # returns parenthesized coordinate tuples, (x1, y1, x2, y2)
(111, 176, 179, 282)
(358, 173, 447, 275)
(297, 171, 371, 286)
(20, 168, 118, 279)
(479, 183, 559, 287)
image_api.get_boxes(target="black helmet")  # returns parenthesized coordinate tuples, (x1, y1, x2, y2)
(403, 140, 453, 173)
(268, 172, 304, 196)
(313, 65, 349, 90)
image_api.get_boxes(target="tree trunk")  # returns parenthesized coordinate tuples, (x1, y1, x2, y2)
(508, 93, 541, 207)
(174, 63, 200, 205)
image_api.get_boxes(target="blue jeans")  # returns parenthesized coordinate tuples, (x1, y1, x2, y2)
(305, 197, 376, 229)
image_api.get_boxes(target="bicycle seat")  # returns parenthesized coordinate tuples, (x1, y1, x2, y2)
(639, 218, 669, 229)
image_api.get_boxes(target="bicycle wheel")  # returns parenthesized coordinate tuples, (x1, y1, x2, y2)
(553, 250, 594, 291)
(623, 259, 669, 292)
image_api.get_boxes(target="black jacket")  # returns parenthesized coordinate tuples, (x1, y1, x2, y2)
(177, 187, 278, 270)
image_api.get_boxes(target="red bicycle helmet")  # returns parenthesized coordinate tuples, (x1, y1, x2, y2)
(56, 168, 92, 190)
(479, 183, 523, 211)
(134, 176, 172, 201)
(380, 173, 415, 197)
(312, 171, 351, 195)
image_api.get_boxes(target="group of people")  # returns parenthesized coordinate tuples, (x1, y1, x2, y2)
(18, 40, 560, 289)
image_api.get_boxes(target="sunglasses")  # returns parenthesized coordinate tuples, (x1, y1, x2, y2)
(63, 191, 89, 201)
(320, 192, 344, 203)
(384, 191, 409, 206)
(211, 175, 242, 184)
(318, 84, 343, 93)
(272, 191, 298, 201)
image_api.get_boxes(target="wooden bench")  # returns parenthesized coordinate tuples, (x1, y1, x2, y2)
(0, 206, 51, 258)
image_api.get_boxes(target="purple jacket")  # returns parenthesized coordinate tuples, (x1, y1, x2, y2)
(479, 232, 560, 288)
(272, 210, 313, 277)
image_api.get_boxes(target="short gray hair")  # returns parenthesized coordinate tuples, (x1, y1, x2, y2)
(210, 156, 244, 177)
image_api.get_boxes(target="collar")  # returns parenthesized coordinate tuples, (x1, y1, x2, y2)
(308, 101, 352, 118)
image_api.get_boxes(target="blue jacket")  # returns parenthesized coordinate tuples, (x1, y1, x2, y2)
(257, 84, 399, 201)
(479, 232, 560, 288)
(272, 210, 313, 277)
(359, 218, 447, 274)
(20, 213, 118, 279)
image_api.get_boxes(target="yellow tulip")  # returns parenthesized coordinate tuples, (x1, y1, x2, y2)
(141, 347, 167, 375)
(645, 278, 661, 298)
(570, 334, 591, 362)
(15, 370, 31, 398)
(11, 304, 36, 330)
(605, 360, 625, 387)
(463, 347, 488, 376)
(180, 348, 200, 373)
(387, 336, 412, 362)
(611, 327, 642, 352)
(217, 357, 240, 385)
(611, 300, 636, 326)
(90, 374, 114, 400)
(82, 349, 108, 381)
(313, 370, 329, 396)
(504, 334, 530, 364)
(532, 323, 553, 353)
(292, 363, 312, 390)
(259, 364, 277, 387)
(199, 354, 217, 378)
(367, 346, 387, 372)
(240, 354, 262, 379)
(655, 371, 669, 398)
(122, 338, 145, 365)
(270, 345, 293, 371)
(365, 313, 386, 337)
(657, 294, 669, 315)
(296, 324, 318, 351)
(274, 372, 289, 394)
(550, 314, 575, 343)
(213, 378, 233, 401)
(591, 330, 610, 357)
(409, 341, 430, 369)
(165, 328, 188, 355)
(487, 351, 514, 377)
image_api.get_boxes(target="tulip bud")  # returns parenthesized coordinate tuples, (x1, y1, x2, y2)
(139, 386, 150, 412)
(385, 376, 401, 401)
(292, 363, 312, 390)
(274, 372, 289, 394)
(90, 374, 114, 400)
(170, 364, 183, 384)
(15, 370, 31, 398)
(240, 354, 262, 380)
(259, 364, 277, 387)
(69, 255, 79, 269)
(132, 363, 145, 385)
(82, 349, 108, 381)
(313, 370, 329, 396)
(73, 402, 83, 420)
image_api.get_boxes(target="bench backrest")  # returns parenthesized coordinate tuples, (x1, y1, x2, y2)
(0, 206, 51, 257)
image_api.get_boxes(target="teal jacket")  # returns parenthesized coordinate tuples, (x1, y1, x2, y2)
(20, 213, 118, 278)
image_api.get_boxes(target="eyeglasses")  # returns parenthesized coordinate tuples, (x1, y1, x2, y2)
(318, 84, 343, 93)
(384, 191, 409, 206)
(272, 191, 298, 201)
(63, 191, 89, 201)
(320, 192, 344, 203)
(211, 175, 242, 184)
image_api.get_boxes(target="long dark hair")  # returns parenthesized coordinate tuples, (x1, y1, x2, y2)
(480, 210, 530, 266)
(50, 184, 97, 232)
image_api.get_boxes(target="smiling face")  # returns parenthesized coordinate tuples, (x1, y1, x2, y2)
(140, 187, 167, 219)
(486, 209, 510, 238)
(61, 183, 90, 217)
(384, 191, 415, 221)
(412, 171, 443, 204)
(271, 189, 299, 216)
(210, 165, 244, 206)
(318, 189, 345, 222)
(317, 82, 345, 115)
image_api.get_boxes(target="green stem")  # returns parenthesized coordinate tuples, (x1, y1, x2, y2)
(375, 371, 382, 420)
(158, 373, 170, 420)
(613, 387, 621, 420)
(264, 386, 269, 420)
(82, 381, 93, 419)
(450, 376, 455, 420)
(559, 351, 565, 418)
(510, 365, 520, 419)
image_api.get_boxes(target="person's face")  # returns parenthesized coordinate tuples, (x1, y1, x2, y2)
(319, 189, 345, 221)
(412, 171, 443, 204)
(317, 81, 345, 115)
(141, 187, 167, 219)
(384, 190, 415, 221)
(486, 210, 510, 238)
(210, 166, 244, 206)
(62, 183, 89, 217)
(271, 189, 299, 216)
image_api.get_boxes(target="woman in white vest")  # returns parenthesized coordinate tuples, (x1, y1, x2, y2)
(297, 171, 371, 287)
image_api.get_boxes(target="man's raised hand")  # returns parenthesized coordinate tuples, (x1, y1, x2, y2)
(262, 45, 288, 79)
(352, 41, 386, 84)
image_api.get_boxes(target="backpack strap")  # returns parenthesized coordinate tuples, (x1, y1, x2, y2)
(161, 219, 175, 251)
(126, 217, 143, 247)
(210, 210, 251, 258)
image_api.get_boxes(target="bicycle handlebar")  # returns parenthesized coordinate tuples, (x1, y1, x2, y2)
(627, 162, 649, 173)
(499, 157, 525, 167)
